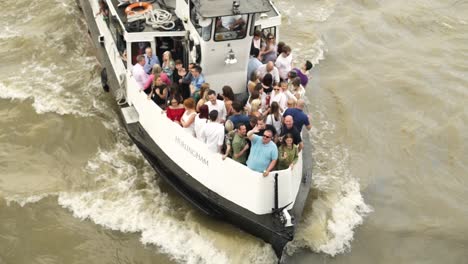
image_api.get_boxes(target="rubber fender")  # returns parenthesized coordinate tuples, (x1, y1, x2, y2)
(101, 68, 110, 92)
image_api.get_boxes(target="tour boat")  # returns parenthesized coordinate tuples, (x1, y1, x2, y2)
(76, 0, 313, 258)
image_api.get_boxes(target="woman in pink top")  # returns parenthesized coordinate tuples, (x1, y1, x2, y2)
(143, 64, 171, 93)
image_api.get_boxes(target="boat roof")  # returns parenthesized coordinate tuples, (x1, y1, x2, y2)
(109, 0, 185, 33)
(194, 0, 272, 18)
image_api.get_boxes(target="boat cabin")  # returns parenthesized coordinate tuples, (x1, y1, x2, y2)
(99, 0, 281, 94)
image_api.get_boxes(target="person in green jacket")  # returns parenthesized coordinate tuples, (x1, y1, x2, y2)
(277, 133, 299, 170)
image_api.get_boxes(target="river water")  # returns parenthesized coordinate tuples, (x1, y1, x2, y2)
(0, 0, 467, 263)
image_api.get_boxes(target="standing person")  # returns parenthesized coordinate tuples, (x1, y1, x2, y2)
(279, 115, 303, 152)
(228, 101, 250, 128)
(246, 126, 278, 176)
(259, 33, 277, 63)
(180, 98, 197, 137)
(265, 101, 283, 136)
(261, 73, 274, 95)
(225, 123, 249, 165)
(256, 61, 280, 84)
(132, 55, 148, 91)
(250, 30, 264, 57)
(291, 77, 306, 99)
(195, 83, 210, 112)
(282, 99, 312, 132)
(180, 63, 195, 97)
(293, 60, 313, 88)
(205, 90, 226, 123)
(200, 110, 225, 153)
(280, 81, 297, 103)
(173, 60, 189, 99)
(276, 133, 299, 170)
(275, 45, 292, 81)
(166, 84, 183, 108)
(221, 85, 235, 118)
(143, 47, 160, 74)
(247, 71, 259, 96)
(147, 75, 168, 108)
(247, 48, 262, 81)
(162, 51, 175, 81)
(166, 96, 185, 125)
(95, 0, 109, 23)
(190, 65, 205, 96)
(143, 64, 171, 93)
(269, 84, 287, 112)
(194, 105, 209, 139)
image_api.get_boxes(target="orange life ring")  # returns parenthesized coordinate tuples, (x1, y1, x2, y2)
(125, 2, 153, 16)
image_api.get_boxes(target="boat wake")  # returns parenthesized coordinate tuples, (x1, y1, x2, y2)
(0, 0, 106, 118)
(287, 107, 372, 257)
(4, 140, 278, 264)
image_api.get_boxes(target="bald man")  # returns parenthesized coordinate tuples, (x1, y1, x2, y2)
(283, 99, 311, 132)
(256, 61, 280, 83)
(280, 115, 303, 152)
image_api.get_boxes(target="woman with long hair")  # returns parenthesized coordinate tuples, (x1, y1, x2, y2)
(162, 51, 175, 81)
(247, 71, 259, 96)
(166, 95, 185, 125)
(265, 101, 283, 135)
(195, 82, 210, 112)
(180, 98, 197, 137)
(276, 133, 299, 170)
(147, 74, 168, 109)
(221, 85, 235, 118)
(194, 104, 209, 139)
(143, 64, 171, 93)
(259, 33, 277, 63)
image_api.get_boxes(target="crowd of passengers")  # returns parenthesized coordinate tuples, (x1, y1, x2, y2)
(131, 31, 313, 176)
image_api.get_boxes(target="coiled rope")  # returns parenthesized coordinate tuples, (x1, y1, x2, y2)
(127, 8, 175, 30)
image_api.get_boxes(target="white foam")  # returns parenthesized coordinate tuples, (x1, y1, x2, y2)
(0, 58, 104, 117)
(0, 26, 20, 39)
(57, 143, 232, 264)
(286, 106, 372, 257)
(5, 193, 55, 207)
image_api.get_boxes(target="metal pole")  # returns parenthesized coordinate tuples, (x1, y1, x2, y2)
(274, 173, 278, 210)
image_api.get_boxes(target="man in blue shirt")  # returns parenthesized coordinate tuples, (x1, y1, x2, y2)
(190, 65, 205, 95)
(282, 99, 311, 132)
(144, 47, 160, 74)
(247, 49, 262, 80)
(228, 101, 249, 128)
(246, 126, 278, 177)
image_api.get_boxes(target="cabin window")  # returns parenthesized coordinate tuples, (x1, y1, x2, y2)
(214, 15, 248, 41)
(189, 1, 212, 41)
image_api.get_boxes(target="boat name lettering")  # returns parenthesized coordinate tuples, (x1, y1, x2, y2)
(175, 136, 209, 166)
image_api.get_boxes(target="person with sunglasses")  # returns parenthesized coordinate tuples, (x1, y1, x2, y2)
(246, 126, 278, 177)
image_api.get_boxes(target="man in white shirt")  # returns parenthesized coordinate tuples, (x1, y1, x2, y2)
(200, 110, 225, 153)
(275, 45, 292, 80)
(132, 55, 148, 91)
(205, 90, 226, 123)
(256, 61, 280, 84)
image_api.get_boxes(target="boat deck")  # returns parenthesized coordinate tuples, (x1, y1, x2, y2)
(109, 0, 185, 33)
